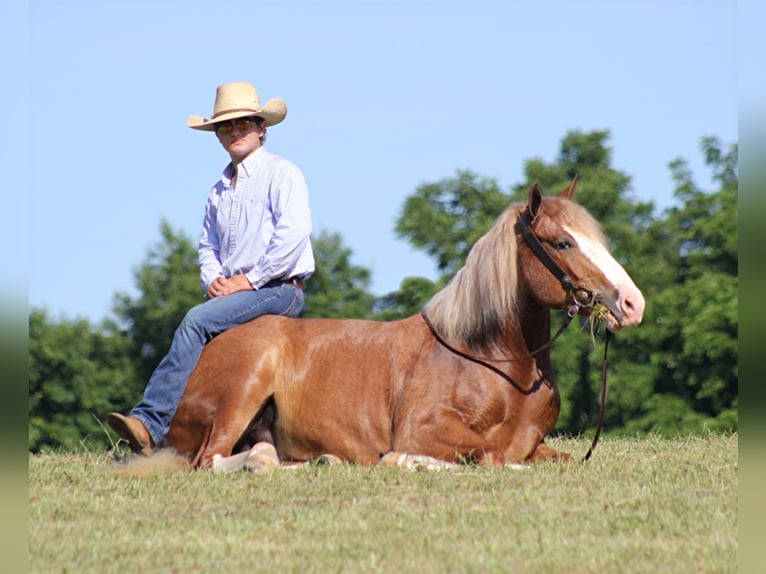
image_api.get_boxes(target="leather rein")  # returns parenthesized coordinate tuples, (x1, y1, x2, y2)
(421, 207, 611, 462)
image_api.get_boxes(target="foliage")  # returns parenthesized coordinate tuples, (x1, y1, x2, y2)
(395, 170, 511, 275)
(627, 137, 738, 431)
(29, 309, 138, 451)
(111, 220, 203, 384)
(301, 230, 377, 318)
(372, 276, 440, 321)
(393, 130, 737, 436)
(28, 131, 738, 450)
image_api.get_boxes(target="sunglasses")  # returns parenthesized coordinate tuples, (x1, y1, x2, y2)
(214, 117, 260, 135)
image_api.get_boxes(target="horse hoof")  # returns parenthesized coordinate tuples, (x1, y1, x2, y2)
(245, 442, 280, 473)
(211, 450, 251, 473)
(312, 454, 343, 466)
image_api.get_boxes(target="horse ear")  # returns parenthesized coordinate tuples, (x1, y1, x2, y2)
(528, 183, 543, 220)
(559, 174, 579, 200)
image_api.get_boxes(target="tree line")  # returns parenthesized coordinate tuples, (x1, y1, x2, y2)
(29, 130, 738, 452)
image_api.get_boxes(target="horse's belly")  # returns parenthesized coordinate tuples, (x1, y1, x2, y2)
(273, 418, 388, 464)
(272, 379, 394, 465)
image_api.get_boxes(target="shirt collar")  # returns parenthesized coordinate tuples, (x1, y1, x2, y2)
(222, 146, 268, 183)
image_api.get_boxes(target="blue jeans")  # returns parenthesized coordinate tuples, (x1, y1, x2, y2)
(130, 282, 304, 444)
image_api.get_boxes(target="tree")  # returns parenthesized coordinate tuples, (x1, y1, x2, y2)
(372, 276, 439, 321)
(395, 170, 511, 275)
(507, 130, 662, 435)
(391, 130, 737, 436)
(112, 220, 203, 383)
(621, 137, 738, 433)
(29, 309, 138, 451)
(301, 230, 377, 318)
(28, 131, 738, 452)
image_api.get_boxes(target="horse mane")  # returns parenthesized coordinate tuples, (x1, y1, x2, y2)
(424, 203, 524, 350)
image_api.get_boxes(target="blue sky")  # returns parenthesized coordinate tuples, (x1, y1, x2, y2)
(21, 0, 738, 322)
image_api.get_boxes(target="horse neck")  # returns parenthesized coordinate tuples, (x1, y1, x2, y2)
(510, 294, 553, 362)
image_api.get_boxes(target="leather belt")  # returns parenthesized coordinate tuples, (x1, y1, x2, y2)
(264, 277, 303, 290)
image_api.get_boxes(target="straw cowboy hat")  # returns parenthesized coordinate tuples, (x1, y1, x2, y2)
(187, 82, 287, 131)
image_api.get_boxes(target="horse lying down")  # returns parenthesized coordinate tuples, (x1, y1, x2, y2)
(152, 180, 644, 472)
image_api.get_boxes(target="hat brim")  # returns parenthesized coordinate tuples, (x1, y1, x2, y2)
(187, 98, 287, 131)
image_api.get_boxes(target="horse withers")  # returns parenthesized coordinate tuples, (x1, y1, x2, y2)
(165, 178, 645, 469)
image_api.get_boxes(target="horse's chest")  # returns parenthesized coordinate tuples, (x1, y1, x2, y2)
(463, 365, 561, 431)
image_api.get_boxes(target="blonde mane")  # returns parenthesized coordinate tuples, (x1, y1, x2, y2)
(424, 203, 523, 349)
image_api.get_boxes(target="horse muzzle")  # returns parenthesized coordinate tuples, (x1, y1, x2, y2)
(596, 284, 645, 332)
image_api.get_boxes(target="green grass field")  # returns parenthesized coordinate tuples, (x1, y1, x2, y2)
(29, 434, 737, 573)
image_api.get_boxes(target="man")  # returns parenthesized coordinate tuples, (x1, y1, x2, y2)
(108, 81, 314, 455)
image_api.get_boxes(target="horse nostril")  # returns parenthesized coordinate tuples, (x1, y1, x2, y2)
(621, 291, 646, 323)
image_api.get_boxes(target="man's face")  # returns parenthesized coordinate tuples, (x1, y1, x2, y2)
(214, 116, 265, 163)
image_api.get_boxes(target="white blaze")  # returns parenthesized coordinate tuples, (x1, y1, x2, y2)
(566, 226, 635, 290)
(565, 225, 645, 328)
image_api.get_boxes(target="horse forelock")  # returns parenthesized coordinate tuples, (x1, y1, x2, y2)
(545, 198, 607, 247)
(424, 204, 523, 348)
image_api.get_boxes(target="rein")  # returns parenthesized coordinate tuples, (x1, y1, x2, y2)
(421, 207, 612, 462)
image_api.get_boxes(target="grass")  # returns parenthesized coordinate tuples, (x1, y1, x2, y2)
(29, 434, 737, 573)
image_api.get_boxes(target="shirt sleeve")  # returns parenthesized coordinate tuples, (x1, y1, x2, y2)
(246, 162, 313, 289)
(197, 190, 224, 292)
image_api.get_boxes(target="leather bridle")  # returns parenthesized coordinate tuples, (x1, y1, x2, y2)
(517, 207, 600, 311)
(421, 207, 612, 462)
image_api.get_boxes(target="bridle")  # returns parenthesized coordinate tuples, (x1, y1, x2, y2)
(421, 206, 611, 462)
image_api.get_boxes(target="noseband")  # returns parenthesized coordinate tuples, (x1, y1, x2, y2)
(421, 207, 611, 462)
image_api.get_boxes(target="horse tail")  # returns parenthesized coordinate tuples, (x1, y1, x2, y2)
(112, 448, 191, 477)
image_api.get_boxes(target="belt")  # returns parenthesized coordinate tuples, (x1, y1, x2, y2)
(264, 277, 303, 290)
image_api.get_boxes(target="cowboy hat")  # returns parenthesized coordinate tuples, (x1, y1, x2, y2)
(187, 82, 287, 131)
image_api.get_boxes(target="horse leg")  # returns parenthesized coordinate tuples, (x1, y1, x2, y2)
(395, 411, 506, 467)
(526, 440, 573, 463)
(231, 398, 277, 453)
(196, 377, 277, 469)
(212, 441, 280, 473)
(378, 452, 460, 470)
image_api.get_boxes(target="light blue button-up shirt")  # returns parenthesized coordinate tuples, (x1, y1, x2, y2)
(198, 147, 315, 291)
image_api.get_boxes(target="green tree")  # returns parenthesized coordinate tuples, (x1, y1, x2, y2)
(395, 170, 511, 275)
(29, 309, 138, 451)
(395, 131, 660, 435)
(506, 130, 662, 435)
(29, 131, 738, 453)
(622, 137, 738, 434)
(372, 276, 439, 321)
(29, 222, 381, 452)
(391, 130, 737, 436)
(112, 220, 203, 383)
(302, 230, 377, 318)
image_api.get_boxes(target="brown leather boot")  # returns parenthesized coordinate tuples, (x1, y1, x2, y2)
(107, 413, 154, 456)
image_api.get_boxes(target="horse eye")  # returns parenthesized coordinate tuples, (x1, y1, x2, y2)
(554, 239, 573, 250)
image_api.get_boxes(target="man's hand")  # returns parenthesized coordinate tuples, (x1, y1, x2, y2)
(207, 275, 255, 298)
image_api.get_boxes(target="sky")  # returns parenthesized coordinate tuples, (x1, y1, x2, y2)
(19, 0, 740, 322)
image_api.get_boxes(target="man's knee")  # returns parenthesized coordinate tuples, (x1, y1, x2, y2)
(179, 301, 214, 335)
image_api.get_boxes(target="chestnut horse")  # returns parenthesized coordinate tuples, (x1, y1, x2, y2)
(165, 179, 645, 469)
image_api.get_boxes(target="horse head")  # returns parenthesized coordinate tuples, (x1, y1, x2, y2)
(517, 177, 645, 332)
